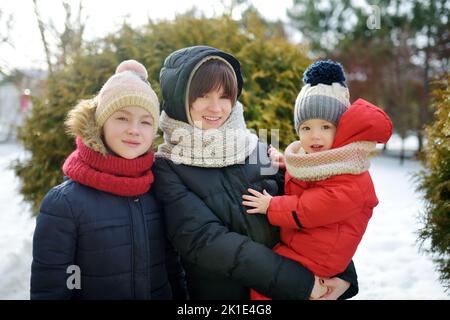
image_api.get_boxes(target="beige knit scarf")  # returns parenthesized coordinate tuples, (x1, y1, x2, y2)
(285, 140, 377, 181)
(156, 102, 259, 167)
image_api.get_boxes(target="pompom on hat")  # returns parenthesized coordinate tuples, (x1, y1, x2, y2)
(294, 60, 350, 132)
(95, 59, 160, 134)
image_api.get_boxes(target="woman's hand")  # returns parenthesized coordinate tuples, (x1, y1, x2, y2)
(268, 145, 286, 170)
(242, 188, 272, 214)
(309, 276, 328, 300)
(317, 277, 351, 300)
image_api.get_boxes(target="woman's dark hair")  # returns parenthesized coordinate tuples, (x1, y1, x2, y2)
(188, 59, 238, 106)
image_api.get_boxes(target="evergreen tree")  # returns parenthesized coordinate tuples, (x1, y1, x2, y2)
(416, 73, 450, 291)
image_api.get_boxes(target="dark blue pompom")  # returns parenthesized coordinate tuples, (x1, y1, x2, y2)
(303, 60, 347, 87)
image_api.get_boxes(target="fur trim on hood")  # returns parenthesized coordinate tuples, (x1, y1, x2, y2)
(65, 98, 108, 155)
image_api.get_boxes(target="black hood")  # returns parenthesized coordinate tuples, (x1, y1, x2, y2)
(159, 46, 243, 123)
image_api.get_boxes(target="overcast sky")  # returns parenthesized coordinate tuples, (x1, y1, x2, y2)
(1, 0, 294, 71)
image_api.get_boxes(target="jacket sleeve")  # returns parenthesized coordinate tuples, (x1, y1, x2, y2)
(164, 239, 189, 300)
(30, 187, 77, 300)
(336, 260, 359, 300)
(153, 159, 315, 300)
(268, 177, 364, 229)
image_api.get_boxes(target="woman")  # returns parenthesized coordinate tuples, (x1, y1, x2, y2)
(153, 45, 358, 299)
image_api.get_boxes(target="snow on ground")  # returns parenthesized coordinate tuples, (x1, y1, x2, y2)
(354, 155, 447, 299)
(0, 141, 448, 300)
(384, 133, 421, 151)
(0, 142, 34, 299)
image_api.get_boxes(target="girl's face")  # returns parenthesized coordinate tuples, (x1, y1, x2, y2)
(190, 86, 232, 130)
(298, 119, 337, 153)
(102, 106, 155, 159)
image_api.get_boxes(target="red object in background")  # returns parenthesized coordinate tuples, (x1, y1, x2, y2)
(20, 89, 30, 112)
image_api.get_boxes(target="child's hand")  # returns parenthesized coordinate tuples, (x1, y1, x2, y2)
(268, 144, 286, 170)
(316, 277, 350, 300)
(309, 276, 328, 300)
(242, 188, 272, 214)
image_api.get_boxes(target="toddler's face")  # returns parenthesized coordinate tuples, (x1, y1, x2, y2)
(298, 119, 336, 153)
(102, 106, 155, 159)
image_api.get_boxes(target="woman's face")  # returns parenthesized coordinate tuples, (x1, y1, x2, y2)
(102, 106, 155, 159)
(190, 87, 232, 130)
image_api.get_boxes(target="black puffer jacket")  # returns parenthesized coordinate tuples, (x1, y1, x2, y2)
(31, 179, 187, 300)
(153, 46, 358, 299)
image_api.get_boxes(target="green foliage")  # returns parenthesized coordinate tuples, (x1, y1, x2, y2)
(236, 9, 310, 148)
(416, 73, 450, 291)
(14, 12, 310, 213)
(288, 0, 356, 53)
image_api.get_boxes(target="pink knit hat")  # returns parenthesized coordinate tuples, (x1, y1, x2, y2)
(95, 60, 160, 133)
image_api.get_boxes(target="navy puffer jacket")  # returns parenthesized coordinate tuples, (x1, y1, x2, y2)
(31, 179, 187, 300)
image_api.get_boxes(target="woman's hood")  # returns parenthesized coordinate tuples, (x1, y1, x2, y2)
(159, 45, 243, 123)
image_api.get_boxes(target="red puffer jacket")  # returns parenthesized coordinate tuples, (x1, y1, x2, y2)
(267, 98, 393, 277)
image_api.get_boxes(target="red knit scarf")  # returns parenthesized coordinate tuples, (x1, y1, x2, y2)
(63, 136, 154, 196)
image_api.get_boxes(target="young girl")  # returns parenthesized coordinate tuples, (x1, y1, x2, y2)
(242, 60, 393, 299)
(30, 60, 187, 300)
